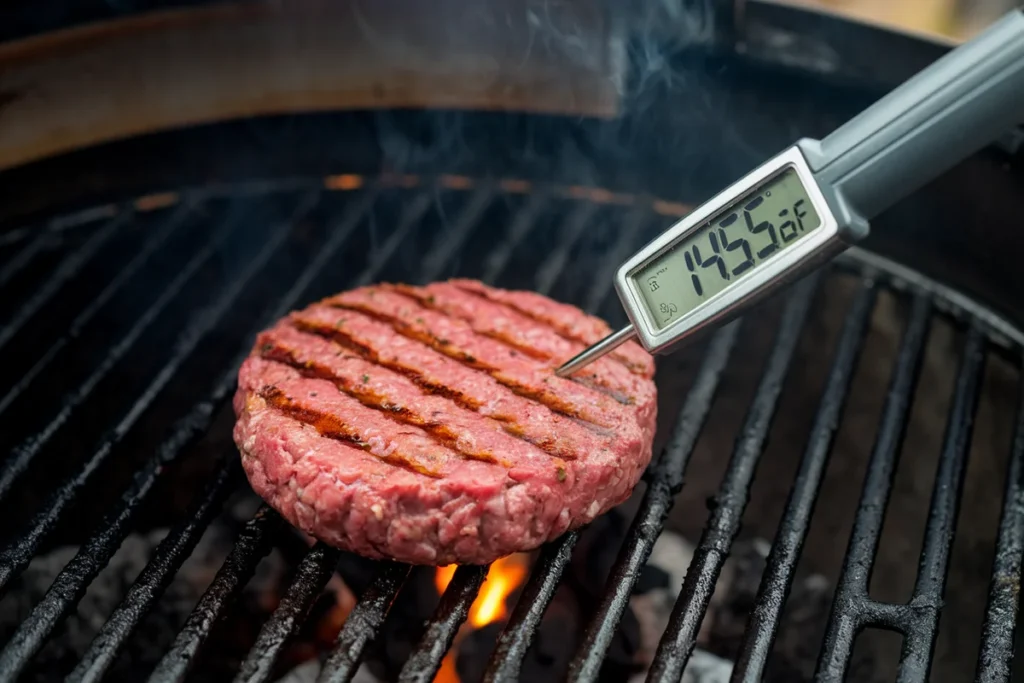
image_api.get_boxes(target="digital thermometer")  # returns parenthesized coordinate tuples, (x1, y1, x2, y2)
(556, 9, 1024, 378)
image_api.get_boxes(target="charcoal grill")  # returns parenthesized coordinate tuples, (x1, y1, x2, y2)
(0, 2, 1023, 682)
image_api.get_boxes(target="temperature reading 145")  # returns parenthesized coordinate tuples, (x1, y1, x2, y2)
(633, 167, 821, 330)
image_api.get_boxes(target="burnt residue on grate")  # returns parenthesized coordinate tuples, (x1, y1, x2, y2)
(0, 177, 1021, 683)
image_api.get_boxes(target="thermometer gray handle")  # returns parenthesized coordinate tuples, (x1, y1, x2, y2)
(800, 9, 1024, 228)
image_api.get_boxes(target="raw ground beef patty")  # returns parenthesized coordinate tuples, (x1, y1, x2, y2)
(233, 279, 657, 565)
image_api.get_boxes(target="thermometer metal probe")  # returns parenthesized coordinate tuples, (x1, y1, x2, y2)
(556, 9, 1024, 378)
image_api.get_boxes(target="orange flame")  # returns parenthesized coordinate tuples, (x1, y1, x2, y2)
(468, 555, 529, 628)
(435, 563, 458, 595)
(433, 554, 531, 682)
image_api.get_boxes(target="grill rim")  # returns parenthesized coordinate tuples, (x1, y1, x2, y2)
(0, 0, 984, 177)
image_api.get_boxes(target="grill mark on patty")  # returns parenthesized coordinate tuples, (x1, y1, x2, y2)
(293, 318, 487, 409)
(390, 284, 550, 361)
(259, 337, 564, 467)
(448, 279, 651, 375)
(262, 351, 502, 466)
(324, 290, 631, 417)
(386, 283, 635, 405)
(321, 301, 618, 429)
(293, 312, 616, 451)
(290, 316, 602, 454)
(258, 385, 444, 478)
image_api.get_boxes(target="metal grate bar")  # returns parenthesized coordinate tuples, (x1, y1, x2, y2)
(234, 543, 343, 683)
(0, 187, 372, 597)
(0, 211, 127, 351)
(371, 197, 604, 681)
(226, 187, 434, 679)
(0, 229, 52, 290)
(0, 197, 269, 501)
(0, 194, 316, 593)
(385, 195, 563, 680)
(66, 461, 240, 683)
(353, 191, 433, 288)
(731, 283, 877, 682)
(860, 600, 914, 629)
(566, 321, 742, 682)
(224, 187, 440, 678)
(0, 458, 238, 679)
(0, 202, 192, 416)
(481, 194, 547, 284)
(148, 506, 282, 683)
(418, 186, 495, 283)
(975, 365, 1024, 683)
(76, 189, 375, 682)
(582, 208, 652, 315)
(291, 187, 488, 681)
(646, 275, 821, 683)
(0, 195, 312, 668)
(0, 226, 31, 249)
(815, 293, 933, 680)
(398, 565, 488, 683)
(476, 208, 649, 680)
(486, 208, 699, 681)
(483, 531, 580, 682)
(534, 202, 598, 296)
(317, 562, 412, 683)
(226, 188, 439, 679)
(897, 324, 986, 682)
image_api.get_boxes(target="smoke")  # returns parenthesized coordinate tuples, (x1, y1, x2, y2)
(252, 0, 771, 218)
(364, 0, 725, 176)
(623, 0, 720, 97)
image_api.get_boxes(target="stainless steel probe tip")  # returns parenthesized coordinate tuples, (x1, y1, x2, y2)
(554, 325, 637, 377)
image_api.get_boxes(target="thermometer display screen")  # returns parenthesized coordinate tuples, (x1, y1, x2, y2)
(632, 167, 821, 330)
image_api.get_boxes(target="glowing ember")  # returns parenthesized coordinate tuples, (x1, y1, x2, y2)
(433, 554, 531, 682)
(324, 174, 364, 190)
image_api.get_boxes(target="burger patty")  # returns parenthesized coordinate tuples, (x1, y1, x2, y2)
(233, 279, 657, 565)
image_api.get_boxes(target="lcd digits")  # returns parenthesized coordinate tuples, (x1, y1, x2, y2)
(682, 194, 814, 299)
(633, 167, 821, 331)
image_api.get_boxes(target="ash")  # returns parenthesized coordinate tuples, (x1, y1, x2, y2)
(705, 540, 879, 683)
(274, 659, 381, 683)
(0, 495, 288, 682)
(627, 528, 734, 683)
(611, 523, 857, 683)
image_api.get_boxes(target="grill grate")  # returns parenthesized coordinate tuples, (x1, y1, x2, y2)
(0, 176, 1021, 683)
(151, 505, 282, 682)
(237, 542, 342, 683)
(67, 462, 240, 683)
(565, 317, 743, 683)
